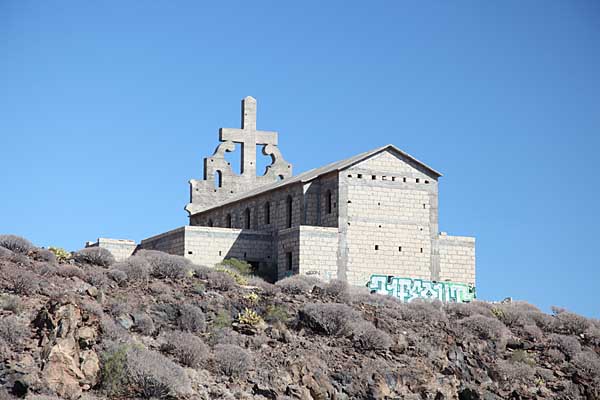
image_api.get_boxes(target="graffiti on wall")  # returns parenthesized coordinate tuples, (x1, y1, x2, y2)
(367, 275, 476, 303)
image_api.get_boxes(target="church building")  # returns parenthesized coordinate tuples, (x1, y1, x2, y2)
(88, 96, 475, 300)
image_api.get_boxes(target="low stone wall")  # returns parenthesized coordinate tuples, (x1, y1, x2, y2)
(184, 226, 273, 267)
(438, 233, 476, 285)
(139, 226, 273, 269)
(85, 238, 137, 262)
(138, 227, 186, 257)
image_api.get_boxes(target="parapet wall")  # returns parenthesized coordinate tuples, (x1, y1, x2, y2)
(139, 226, 273, 268)
(85, 238, 137, 262)
(438, 233, 476, 285)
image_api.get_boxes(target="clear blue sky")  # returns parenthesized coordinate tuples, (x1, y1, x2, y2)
(1, 1, 599, 317)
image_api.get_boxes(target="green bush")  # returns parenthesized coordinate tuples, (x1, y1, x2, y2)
(215, 267, 248, 285)
(213, 310, 233, 329)
(264, 304, 289, 323)
(217, 258, 252, 275)
(100, 342, 129, 396)
(49, 246, 71, 262)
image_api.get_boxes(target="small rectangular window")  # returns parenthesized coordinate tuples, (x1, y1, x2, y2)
(382, 176, 387, 180)
(420, 248, 423, 253)
(398, 246, 402, 252)
(425, 180, 430, 184)
(188, 251, 193, 255)
(286, 252, 293, 271)
(416, 178, 420, 183)
(372, 175, 376, 180)
(347, 174, 352, 178)
(375, 245, 379, 250)
(391, 176, 396, 181)
(357, 174, 362, 179)
(403, 177, 406, 183)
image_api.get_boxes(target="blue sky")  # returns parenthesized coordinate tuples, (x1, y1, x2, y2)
(1, 1, 599, 317)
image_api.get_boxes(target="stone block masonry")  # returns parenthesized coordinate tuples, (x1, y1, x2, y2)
(140, 226, 273, 269)
(85, 238, 137, 262)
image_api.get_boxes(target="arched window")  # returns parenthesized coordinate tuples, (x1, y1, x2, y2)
(214, 171, 223, 189)
(226, 213, 232, 228)
(286, 195, 293, 228)
(208, 219, 213, 227)
(326, 190, 333, 214)
(244, 208, 251, 229)
(264, 202, 271, 225)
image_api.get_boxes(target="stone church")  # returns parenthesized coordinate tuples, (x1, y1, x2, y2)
(88, 96, 476, 300)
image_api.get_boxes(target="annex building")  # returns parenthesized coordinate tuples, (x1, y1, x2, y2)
(88, 96, 476, 301)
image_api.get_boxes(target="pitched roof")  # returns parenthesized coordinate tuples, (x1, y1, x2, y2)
(191, 144, 441, 215)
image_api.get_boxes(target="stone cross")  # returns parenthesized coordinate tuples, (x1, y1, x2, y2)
(219, 96, 278, 177)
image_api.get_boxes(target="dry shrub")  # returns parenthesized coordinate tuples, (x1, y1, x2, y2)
(207, 271, 236, 290)
(573, 351, 600, 382)
(73, 247, 115, 267)
(300, 302, 362, 336)
(114, 256, 151, 285)
(10, 269, 38, 295)
(276, 275, 322, 294)
(108, 269, 127, 286)
(324, 279, 349, 299)
(445, 301, 492, 318)
(213, 344, 252, 378)
(459, 314, 508, 342)
(400, 299, 447, 323)
(85, 269, 110, 289)
(0, 246, 13, 260)
(137, 250, 192, 280)
(0, 294, 23, 314)
(100, 316, 127, 341)
(351, 320, 392, 351)
(0, 234, 34, 254)
(193, 264, 213, 279)
(210, 327, 245, 347)
(0, 315, 29, 348)
(56, 265, 86, 279)
(177, 304, 206, 333)
(547, 348, 565, 363)
(550, 334, 581, 359)
(521, 324, 544, 342)
(133, 313, 155, 336)
(494, 359, 536, 383)
(247, 275, 280, 296)
(161, 330, 208, 368)
(79, 298, 104, 317)
(101, 342, 192, 398)
(584, 326, 600, 346)
(30, 248, 57, 263)
(552, 308, 590, 335)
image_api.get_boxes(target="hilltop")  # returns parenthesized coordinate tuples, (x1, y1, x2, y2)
(0, 234, 598, 400)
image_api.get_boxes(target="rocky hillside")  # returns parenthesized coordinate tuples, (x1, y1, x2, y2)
(0, 234, 599, 400)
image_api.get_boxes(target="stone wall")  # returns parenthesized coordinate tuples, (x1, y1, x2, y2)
(297, 226, 338, 282)
(184, 226, 273, 267)
(139, 226, 273, 268)
(138, 227, 186, 257)
(438, 233, 476, 285)
(276, 227, 299, 280)
(85, 238, 137, 262)
(339, 150, 440, 286)
(190, 183, 305, 234)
